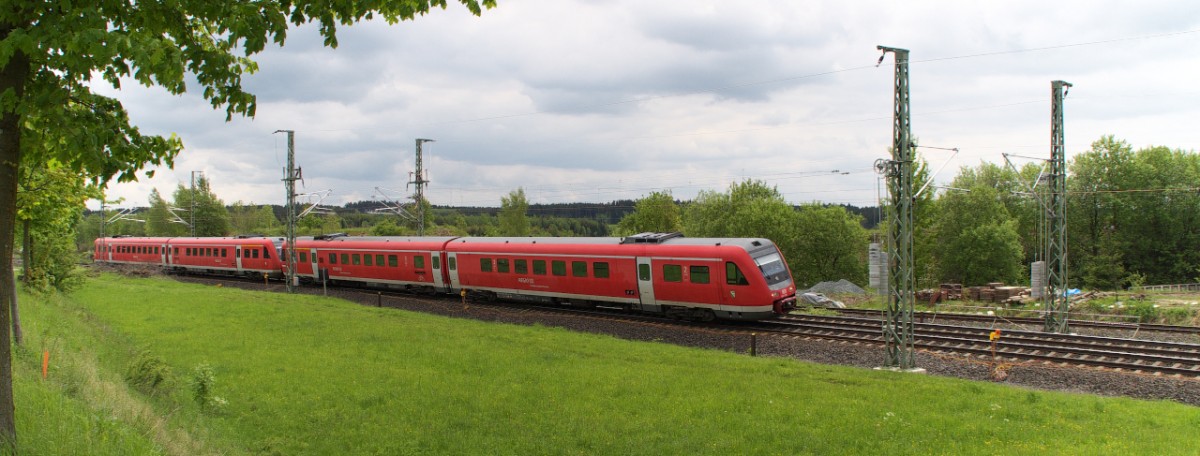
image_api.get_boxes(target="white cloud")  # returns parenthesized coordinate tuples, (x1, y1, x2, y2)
(90, 0, 1200, 212)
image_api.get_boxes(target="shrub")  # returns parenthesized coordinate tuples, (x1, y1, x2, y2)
(1161, 307, 1196, 325)
(1123, 301, 1160, 323)
(124, 349, 173, 396)
(191, 363, 227, 414)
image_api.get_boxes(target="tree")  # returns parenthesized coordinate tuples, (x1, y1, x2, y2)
(499, 187, 530, 236)
(370, 218, 406, 236)
(613, 191, 681, 236)
(0, 0, 495, 444)
(1067, 136, 1200, 286)
(931, 186, 1024, 285)
(16, 161, 98, 292)
(172, 176, 231, 236)
(145, 188, 188, 236)
(791, 204, 868, 288)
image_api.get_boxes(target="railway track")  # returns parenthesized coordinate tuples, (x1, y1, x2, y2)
(833, 307, 1200, 335)
(746, 314, 1200, 377)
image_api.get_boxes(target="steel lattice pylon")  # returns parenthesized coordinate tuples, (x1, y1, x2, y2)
(1044, 80, 1072, 333)
(278, 129, 298, 293)
(411, 138, 434, 236)
(878, 46, 916, 369)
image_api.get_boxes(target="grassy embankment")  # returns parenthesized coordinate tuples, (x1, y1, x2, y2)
(14, 272, 1200, 454)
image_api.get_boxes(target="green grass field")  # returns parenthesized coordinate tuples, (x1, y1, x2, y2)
(13, 272, 1200, 455)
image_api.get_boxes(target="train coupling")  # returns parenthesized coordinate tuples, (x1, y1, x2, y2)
(773, 296, 797, 314)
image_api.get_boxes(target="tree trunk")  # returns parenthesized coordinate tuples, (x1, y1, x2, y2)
(6, 277, 15, 347)
(11, 220, 24, 346)
(0, 24, 30, 446)
(19, 219, 29, 284)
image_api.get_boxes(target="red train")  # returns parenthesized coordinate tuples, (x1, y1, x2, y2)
(94, 232, 797, 320)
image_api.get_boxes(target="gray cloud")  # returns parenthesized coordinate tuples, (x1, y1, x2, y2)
(91, 0, 1200, 211)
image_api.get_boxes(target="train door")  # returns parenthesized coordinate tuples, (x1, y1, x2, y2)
(160, 243, 168, 266)
(636, 257, 659, 312)
(310, 248, 320, 280)
(430, 250, 446, 291)
(447, 252, 461, 291)
(720, 260, 753, 313)
(235, 245, 244, 274)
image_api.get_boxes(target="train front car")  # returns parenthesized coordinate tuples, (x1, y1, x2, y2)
(641, 235, 797, 320)
(448, 233, 796, 321)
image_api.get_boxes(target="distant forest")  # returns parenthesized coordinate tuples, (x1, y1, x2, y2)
(341, 200, 882, 229)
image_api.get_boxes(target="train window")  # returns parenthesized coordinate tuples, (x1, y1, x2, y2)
(432, 256, 440, 269)
(353, 254, 362, 266)
(726, 262, 749, 286)
(208, 248, 215, 257)
(448, 257, 457, 271)
(376, 254, 384, 267)
(300, 252, 308, 263)
(154, 247, 160, 254)
(174, 248, 179, 256)
(514, 259, 528, 274)
(340, 253, 349, 265)
(593, 262, 610, 279)
(415, 255, 425, 269)
(252, 249, 260, 259)
(663, 264, 683, 282)
(222, 249, 228, 258)
(571, 261, 587, 277)
(389, 255, 398, 267)
(263, 248, 271, 259)
(552, 260, 566, 276)
(533, 260, 546, 275)
(329, 253, 337, 264)
(497, 258, 510, 273)
(690, 266, 710, 284)
(480, 258, 493, 272)
(638, 264, 650, 281)
(364, 254, 373, 266)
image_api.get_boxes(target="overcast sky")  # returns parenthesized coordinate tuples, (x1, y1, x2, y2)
(91, 0, 1200, 212)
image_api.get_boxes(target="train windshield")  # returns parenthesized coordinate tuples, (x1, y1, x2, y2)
(753, 251, 792, 287)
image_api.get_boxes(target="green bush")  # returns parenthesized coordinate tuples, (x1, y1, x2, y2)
(1161, 307, 1197, 325)
(1123, 301, 1160, 323)
(124, 349, 173, 396)
(190, 363, 226, 414)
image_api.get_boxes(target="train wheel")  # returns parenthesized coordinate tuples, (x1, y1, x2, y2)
(693, 309, 716, 322)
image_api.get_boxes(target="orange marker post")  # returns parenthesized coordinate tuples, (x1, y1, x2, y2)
(42, 351, 49, 379)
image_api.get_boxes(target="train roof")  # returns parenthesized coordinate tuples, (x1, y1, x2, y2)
(450, 235, 777, 252)
(295, 236, 460, 244)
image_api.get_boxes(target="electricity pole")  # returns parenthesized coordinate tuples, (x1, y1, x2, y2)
(411, 138, 434, 236)
(878, 45, 916, 369)
(1044, 80, 1072, 333)
(276, 130, 298, 293)
(190, 171, 203, 237)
